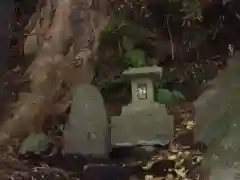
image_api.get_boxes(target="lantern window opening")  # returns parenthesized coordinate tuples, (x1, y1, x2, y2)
(137, 83, 147, 100)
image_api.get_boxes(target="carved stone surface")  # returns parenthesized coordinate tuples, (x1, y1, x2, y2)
(63, 84, 110, 157)
(111, 66, 174, 146)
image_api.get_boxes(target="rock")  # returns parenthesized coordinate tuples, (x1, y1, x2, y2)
(194, 52, 240, 178)
(18, 133, 53, 156)
(63, 84, 110, 157)
(194, 51, 240, 145)
(201, 116, 240, 170)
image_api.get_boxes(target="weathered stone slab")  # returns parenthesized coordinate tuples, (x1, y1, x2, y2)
(195, 52, 240, 179)
(63, 84, 110, 157)
(194, 51, 240, 145)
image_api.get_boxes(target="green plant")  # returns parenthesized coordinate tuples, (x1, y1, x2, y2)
(99, 17, 157, 68)
(122, 49, 147, 68)
(155, 88, 185, 105)
(97, 0, 206, 93)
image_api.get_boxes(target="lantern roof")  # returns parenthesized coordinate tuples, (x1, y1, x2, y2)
(123, 66, 163, 79)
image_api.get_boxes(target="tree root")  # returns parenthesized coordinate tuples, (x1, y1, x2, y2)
(0, 0, 109, 145)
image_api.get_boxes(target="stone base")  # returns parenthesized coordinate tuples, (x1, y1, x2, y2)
(111, 103, 174, 146)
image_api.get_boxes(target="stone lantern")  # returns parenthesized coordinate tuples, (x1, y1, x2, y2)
(111, 66, 174, 146)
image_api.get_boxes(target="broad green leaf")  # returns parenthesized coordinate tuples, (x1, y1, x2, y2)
(155, 80, 167, 89)
(102, 17, 122, 34)
(123, 49, 146, 68)
(156, 89, 174, 105)
(156, 89, 185, 105)
(172, 90, 185, 100)
(18, 133, 53, 155)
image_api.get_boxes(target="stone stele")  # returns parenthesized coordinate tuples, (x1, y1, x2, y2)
(63, 84, 110, 157)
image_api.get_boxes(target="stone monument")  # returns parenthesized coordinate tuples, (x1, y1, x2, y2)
(111, 66, 174, 146)
(63, 84, 110, 157)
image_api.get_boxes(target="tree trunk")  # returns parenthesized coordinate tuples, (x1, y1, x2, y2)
(0, 0, 109, 145)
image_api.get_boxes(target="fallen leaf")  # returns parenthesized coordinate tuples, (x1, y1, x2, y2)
(175, 167, 187, 178)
